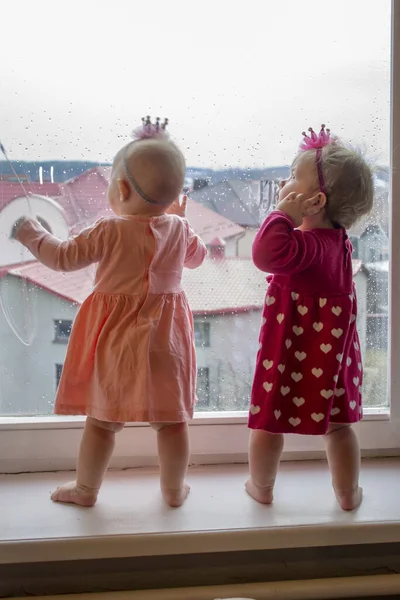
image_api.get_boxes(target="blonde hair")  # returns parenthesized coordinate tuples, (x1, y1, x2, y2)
(301, 142, 374, 229)
(117, 138, 186, 206)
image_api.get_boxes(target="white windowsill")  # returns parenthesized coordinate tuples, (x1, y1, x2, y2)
(0, 407, 390, 429)
(1, 458, 400, 566)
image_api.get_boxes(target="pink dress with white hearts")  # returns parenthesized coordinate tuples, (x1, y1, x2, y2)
(249, 211, 363, 435)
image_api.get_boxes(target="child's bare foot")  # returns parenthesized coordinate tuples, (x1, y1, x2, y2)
(245, 479, 274, 504)
(51, 481, 98, 507)
(335, 486, 363, 511)
(162, 483, 190, 507)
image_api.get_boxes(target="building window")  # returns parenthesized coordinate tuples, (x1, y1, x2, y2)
(196, 367, 210, 408)
(194, 321, 210, 347)
(54, 320, 72, 343)
(55, 363, 63, 388)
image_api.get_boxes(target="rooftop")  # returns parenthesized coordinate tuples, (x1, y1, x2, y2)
(0, 169, 244, 246)
(6, 257, 366, 315)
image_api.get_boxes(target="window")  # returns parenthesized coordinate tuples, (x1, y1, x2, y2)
(54, 320, 72, 343)
(194, 321, 210, 347)
(55, 363, 63, 388)
(196, 367, 210, 408)
(1, 0, 399, 473)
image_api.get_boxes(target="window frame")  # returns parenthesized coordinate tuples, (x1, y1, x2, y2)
(0, 2, 399, 474)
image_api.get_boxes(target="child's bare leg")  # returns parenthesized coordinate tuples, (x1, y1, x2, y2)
(246, 429, 284, 504)
(152, 422, 190, 507)
(324, 423, 362, 511)
(51, 417, 124, 507)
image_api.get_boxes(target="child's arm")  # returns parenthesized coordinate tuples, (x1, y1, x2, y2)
(184, 221, 207, 269)
(16, 218, 107, 272)
(253, 210, 321, 275)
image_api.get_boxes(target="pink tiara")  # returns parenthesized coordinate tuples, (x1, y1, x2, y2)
(300, 124, 331, 151)
(131, 116, 170, 141)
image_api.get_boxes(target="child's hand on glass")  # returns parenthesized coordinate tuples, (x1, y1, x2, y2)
(11, 216, 30, 240)
(166, 195, 187, 218)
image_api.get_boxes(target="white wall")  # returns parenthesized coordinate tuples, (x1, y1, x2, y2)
(0, 271, 368, 417)
(237, 228, 257, 258)
(0, 276, 76, 416)
(195, 310, 261, 411)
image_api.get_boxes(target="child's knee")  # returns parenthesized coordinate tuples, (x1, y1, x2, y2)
(87, 417, 125, 433)
(150, 421, 183, 432)
(325, 422, 352, 437)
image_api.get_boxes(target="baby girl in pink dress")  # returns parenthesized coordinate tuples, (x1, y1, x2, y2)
(16, 118, 207, 508)
(247, 126, 374, 511)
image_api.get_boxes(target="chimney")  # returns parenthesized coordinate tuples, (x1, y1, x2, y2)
(208, 237, 226, 260)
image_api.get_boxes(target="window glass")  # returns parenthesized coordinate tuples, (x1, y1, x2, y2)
(0, 0, 390, 416)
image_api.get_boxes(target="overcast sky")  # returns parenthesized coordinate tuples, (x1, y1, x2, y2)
(1, 0, 391, 168)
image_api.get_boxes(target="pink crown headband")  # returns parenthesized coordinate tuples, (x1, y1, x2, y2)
(124, 116, 172, 205)
(131, 116, 170, 141)
(299, 124, 332, 196)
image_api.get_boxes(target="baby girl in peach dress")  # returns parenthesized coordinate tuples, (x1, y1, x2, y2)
(16, 117, 207, 508)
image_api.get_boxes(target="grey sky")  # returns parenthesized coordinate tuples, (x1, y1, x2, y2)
(1, 0, 391, 168)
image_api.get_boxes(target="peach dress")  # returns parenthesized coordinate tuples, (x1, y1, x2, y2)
(18, 214, 207, 423)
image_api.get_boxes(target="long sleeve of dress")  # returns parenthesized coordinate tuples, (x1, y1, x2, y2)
(16, 218, 107, 272)
(252, 211, 322, 275)
(184, 221, 207, 269)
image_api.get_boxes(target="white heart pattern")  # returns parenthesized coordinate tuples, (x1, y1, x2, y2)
(295, 351, 307, 362)
(313, 322, 323, 332)
(353, 377, 360, 386)
(332, 328, 343, 339)
(285, 339, 292, 349)
(291, 292, 299, 301)
(297, 305, 308, 316)
(266, 295, 276, 306)
(263, 359, 273, 370)
(250, 404, 261, 415)
(319, 298, 327, 308)
(320, 343, 332, 354)
(281, 386, 290, 396)
(312, 368, 323, 378)
(332, 306, 342, 317)
(274, 409, 281, 420)
(293, 396, 305, 407)
(349, 400, 357, 410)
(331, 407, 340, 416)
(291, 372, 303, 382)
(333, 374, 338, 383)
(292, 326, 304, 336)
(350, 314, 356, 323)
(336, 353, 343, 363)
(278, 364, 285, 374)
(354, 341, 359, 351)
(263, 381, 273, 392)
(320, 389, 333, 399)
(277, 313, 285, 324)
(311, 413, 325, 423)
(346, 357, 352, 367)
(334, 388, 345, 397)
(289, 417, 301, 427)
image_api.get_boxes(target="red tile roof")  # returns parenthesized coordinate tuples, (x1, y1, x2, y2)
(0, 167, 244, 244)
(5, 257, 367, 315)
(7, 258, 267, 314)
(0, 181, 63, 212)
